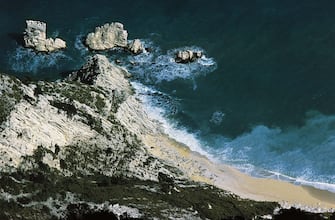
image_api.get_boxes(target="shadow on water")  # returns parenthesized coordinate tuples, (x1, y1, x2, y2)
(7, 33, 25, 47)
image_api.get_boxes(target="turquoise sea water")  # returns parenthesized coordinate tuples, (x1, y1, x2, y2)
(1, 0, 335, 191)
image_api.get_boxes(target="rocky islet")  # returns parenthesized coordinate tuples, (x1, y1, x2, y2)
(23, 20, 203, 63)
(23, 20, 66, 52)
(175, 49, 203, 63)
(85, 22, 145, 55)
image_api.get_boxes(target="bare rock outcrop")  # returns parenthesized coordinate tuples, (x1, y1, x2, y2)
(127, 39, 145, 54)
(85, 22, 128, 50)
(0, 54, 175, 181)
(23, 20, 66, 52)
(175, 50, 203, 63)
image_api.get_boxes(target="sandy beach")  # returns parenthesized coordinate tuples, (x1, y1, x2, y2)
(143, 134, 335, 211)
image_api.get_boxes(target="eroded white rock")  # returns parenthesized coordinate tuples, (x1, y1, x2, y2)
(127, 39, 144, 54)
(23, 20, 66, 52)
(0, 55, 175, 181)
(85, 22, 128, 50)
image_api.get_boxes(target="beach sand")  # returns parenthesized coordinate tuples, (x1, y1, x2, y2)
(143, 134, 335, 211)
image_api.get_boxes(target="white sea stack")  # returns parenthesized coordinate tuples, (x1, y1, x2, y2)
(127, 39, 145, 54)
(23, 20, 66, 52)
(85, 22, 128, 50)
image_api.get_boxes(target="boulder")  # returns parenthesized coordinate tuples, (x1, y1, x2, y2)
(127, 39, 144, 54)
(85, 22, 128, 50)
(23, 20, 66, 52)
(175, 50, 203, 63)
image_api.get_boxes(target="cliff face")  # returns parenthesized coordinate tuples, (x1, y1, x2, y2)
(0, 55, 332, 220)
(0, 54, 171, 181)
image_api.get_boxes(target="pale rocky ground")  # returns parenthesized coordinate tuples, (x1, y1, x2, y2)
(0, 55, 176, 181)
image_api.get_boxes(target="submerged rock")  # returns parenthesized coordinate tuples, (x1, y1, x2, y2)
(175, 50, 202, 63)
(85, 22, 128, 50)
(127, 39, 145, 54)
(23, 20, 66, 52)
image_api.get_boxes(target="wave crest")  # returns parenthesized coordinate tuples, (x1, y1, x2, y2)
(207, 111, 335, 191)
(124, 41, 217, 84)
(8, 46, 71, 74)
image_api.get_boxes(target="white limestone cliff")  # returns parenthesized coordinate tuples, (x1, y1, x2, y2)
(0, 55, 176, 181)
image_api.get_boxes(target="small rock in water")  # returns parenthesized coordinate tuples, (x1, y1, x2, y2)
(23, 20, 66, 52)
(127, 39, 145, 54)
(210, 111, 225, 125)
(129, 61, 137, 66)
(175, 50, 203, 63)
(145, 47, 153, 52)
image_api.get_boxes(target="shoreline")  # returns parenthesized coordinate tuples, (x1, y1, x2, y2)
(142, 134, 335, 211)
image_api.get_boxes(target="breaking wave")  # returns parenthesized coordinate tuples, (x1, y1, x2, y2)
(8, 46, 71, 74)
(123, 40, 217, 84)
(132, 81, 212, 159)
(207, 111, 335, 192)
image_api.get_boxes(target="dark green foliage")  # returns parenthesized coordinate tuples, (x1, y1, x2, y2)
(50, 101, 77, 117)
(0, 75, 24, 125)
(0, 169, 278, 219)
(95, 94, 106, 112)
(33, 84, 43, 96)
(0, 97, 12, 124)
(0, 200, 54, 220)
(0, 130, 333, 219)
(273, 208, 335, 220)
(1, 143, 279, 219)
(8, 80, 23, 102)
(66, 203, 120, 220)
(158, 172, 175, 193)
(54, 144, 60, 156)
(23, 95, 34, 104)
(78, 111, 104, 134)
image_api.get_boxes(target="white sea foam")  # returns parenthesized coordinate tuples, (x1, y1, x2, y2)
(132, 82, 212, 159)
(8, 46, 71, 74)
(125, 40, 217, 84)
(74, 34, 89, 56)
(132, 76, 335, 193)
(208, 111, 335, 192)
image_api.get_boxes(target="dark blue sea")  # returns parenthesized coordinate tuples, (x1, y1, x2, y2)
(1, 0, 335, 192)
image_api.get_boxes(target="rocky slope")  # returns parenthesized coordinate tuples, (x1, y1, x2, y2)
(0, 55, 334, 219)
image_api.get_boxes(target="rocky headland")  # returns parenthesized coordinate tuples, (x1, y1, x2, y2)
(0, 54, 334, 219)
(23, 20, 66, 52)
